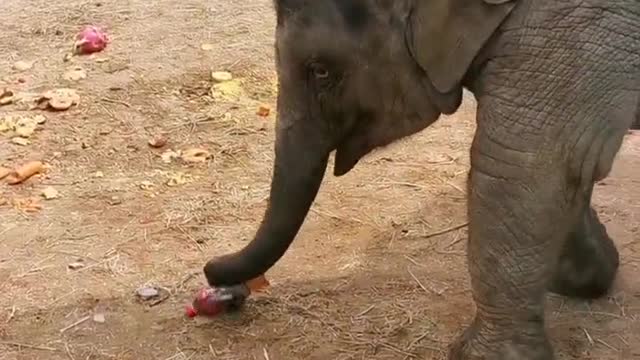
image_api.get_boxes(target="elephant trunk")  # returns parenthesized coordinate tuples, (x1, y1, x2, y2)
(204, 110, 330, 286)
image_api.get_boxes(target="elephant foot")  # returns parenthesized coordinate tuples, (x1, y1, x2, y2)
(448, 319, 554, 360)
(549, 207, 619, 299)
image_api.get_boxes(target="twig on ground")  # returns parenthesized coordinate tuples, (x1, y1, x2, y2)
(65, 342, 76, 360)
(596, 339, 619, 352)
(0, 341, 57, 351)
(404, 329, 445, 356)
(101, 97, 131, 108)
(407, 268, 436, 296)
(583, 328, 595, 346)
(423, 222, 469, 239)
(354, 304, 376, 318)
(60, 315, 91, 333)
(443, 231, 466, 249)
(6, 305, 16, 323)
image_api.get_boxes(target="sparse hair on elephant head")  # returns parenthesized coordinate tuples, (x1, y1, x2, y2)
(204, 0, 517, 287)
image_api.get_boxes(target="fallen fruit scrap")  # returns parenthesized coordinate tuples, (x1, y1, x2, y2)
(185, 275, 269, 318)
(0, 88, 14, 105)
(73, 26, 109, 55)
(37, 88, 80, 111)
(4, 161, 44, 185)
(180, 148, 211, 163)
(256, 104, 271, 117)
(12, 197, 43, 213)
(1, 113, 46, 140)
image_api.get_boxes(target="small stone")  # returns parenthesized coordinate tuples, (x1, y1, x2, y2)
(109, 196, 122, 205)
(13, 60, 34, 72)
(210, 71, 233, 83)
(92, 313, 106, 323)
(136, 287, 159, 300)
(11, 137, 29, 146)
(41, 186, 59, 200)
(200, 43, 214, 51)
(148, 135, 167, 148)
(94, 171, 104, 178)
(68, 262, 85, 270)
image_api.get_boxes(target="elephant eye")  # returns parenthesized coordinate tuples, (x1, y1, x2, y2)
(310, 63, 329, 79)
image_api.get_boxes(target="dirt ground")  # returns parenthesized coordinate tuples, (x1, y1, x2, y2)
(0, 1, 638, 359)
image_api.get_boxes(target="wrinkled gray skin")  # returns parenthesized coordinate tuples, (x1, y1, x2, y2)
(204, 0, 640, 358)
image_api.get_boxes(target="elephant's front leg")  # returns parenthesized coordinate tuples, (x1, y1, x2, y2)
(448, 141, 578, 359)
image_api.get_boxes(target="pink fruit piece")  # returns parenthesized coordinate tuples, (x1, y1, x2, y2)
(185, 305, 198, 318)
(185, 286, 249, 318)
(74, 26, 109, 55)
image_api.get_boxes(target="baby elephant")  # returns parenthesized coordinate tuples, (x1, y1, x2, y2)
(205, 0, 640, 359)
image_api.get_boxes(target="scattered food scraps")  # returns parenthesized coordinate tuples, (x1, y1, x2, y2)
(0, 167, 11, 180)
(181, 148, 211, 163)
(210, 71, 233, 83)
(139, 180, 154, 190)
(37, 88, 80, 111)
(63, 67, 87, 81)
(12, 60, 34, 72)
(160, 149, 181, 163)
(256, 104, 271, 117)
(12, 197, 43, 213)
(41, 186, 59, 200)
(210, 79, 244, 100)
(6, 161, 44, 185)
(0, 114, 46, 139)
(73, 26, 109, 55)
(166, 172, 193, 187)
(0, 89, 13, 106)
(148, 134, 167, 148)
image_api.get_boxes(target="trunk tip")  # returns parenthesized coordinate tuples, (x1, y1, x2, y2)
(204, 254, 258, 287)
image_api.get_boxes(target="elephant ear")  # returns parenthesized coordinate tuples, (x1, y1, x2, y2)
(409, 0, 516, 94)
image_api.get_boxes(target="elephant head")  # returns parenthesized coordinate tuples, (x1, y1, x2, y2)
(204, 0, 516, 286)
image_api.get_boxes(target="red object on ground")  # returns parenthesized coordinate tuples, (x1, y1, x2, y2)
(74, 26, 109, 55)
(185, 275, 269, 318)
(185, 285, 249, 318)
